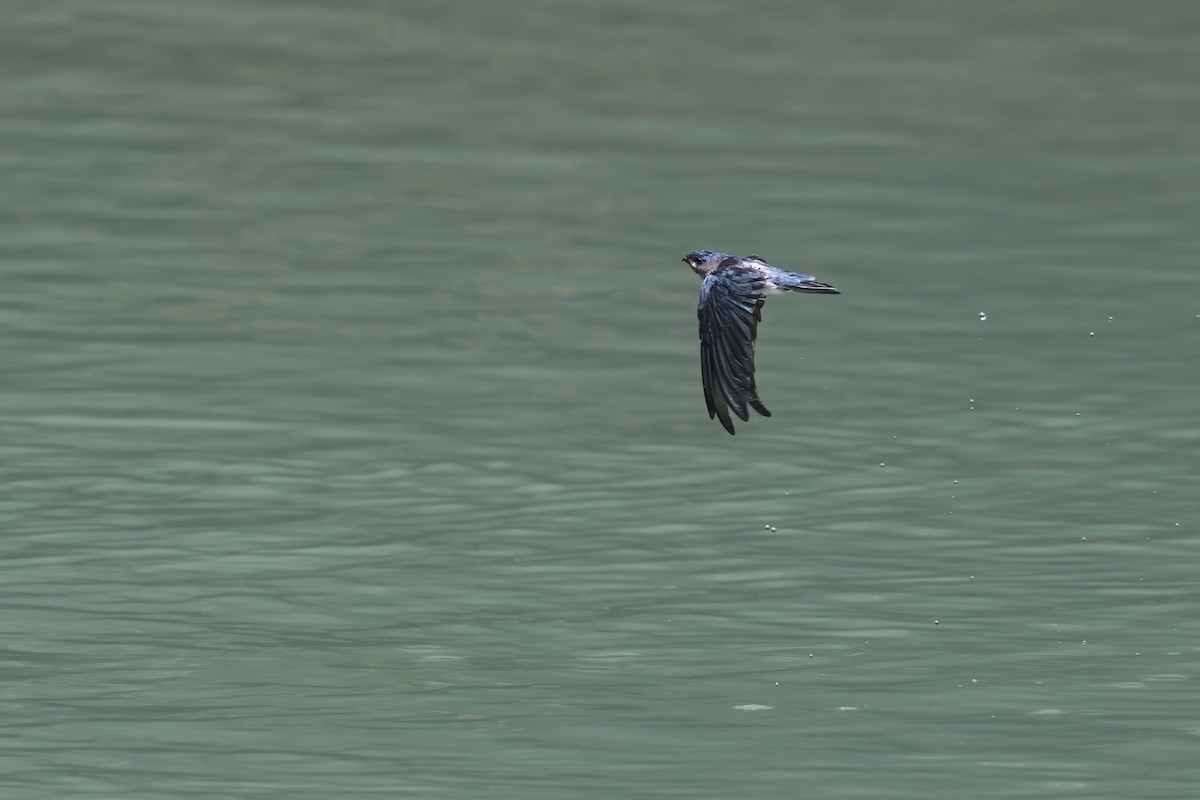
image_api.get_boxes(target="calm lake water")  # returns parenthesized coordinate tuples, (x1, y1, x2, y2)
(3, 2, 1199, 798)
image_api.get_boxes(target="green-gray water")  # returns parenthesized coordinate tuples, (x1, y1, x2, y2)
(4, 2, 1199, 798)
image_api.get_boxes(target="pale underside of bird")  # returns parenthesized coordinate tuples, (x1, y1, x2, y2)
(683, 250, 840, 435)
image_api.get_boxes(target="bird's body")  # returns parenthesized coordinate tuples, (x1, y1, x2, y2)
(683, 250, 840, 435)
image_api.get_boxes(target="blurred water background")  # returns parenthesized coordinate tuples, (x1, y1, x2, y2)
(3, 1, 1199, 797)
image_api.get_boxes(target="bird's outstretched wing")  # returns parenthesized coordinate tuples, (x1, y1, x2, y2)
(698, 267, 773, 435)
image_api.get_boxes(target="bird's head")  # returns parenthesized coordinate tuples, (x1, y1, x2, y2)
(683, 250, 724, 276)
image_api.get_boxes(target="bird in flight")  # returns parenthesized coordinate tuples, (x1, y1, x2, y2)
(683, 250, 840, 435)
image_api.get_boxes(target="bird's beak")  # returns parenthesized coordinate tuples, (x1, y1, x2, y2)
(794, 279, 840, 294)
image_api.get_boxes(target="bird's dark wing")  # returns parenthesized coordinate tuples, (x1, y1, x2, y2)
(698, 267, 773, 435)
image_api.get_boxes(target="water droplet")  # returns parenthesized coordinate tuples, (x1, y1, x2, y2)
(978, 311, 987, 322)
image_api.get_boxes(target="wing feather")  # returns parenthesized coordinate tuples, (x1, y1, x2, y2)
(697, 268, 773, 435)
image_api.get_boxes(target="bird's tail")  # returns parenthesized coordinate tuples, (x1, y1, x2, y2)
(776, 272, 840, 294)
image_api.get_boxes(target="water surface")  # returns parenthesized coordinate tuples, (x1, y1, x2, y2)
(3, 2, 1199, 798)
